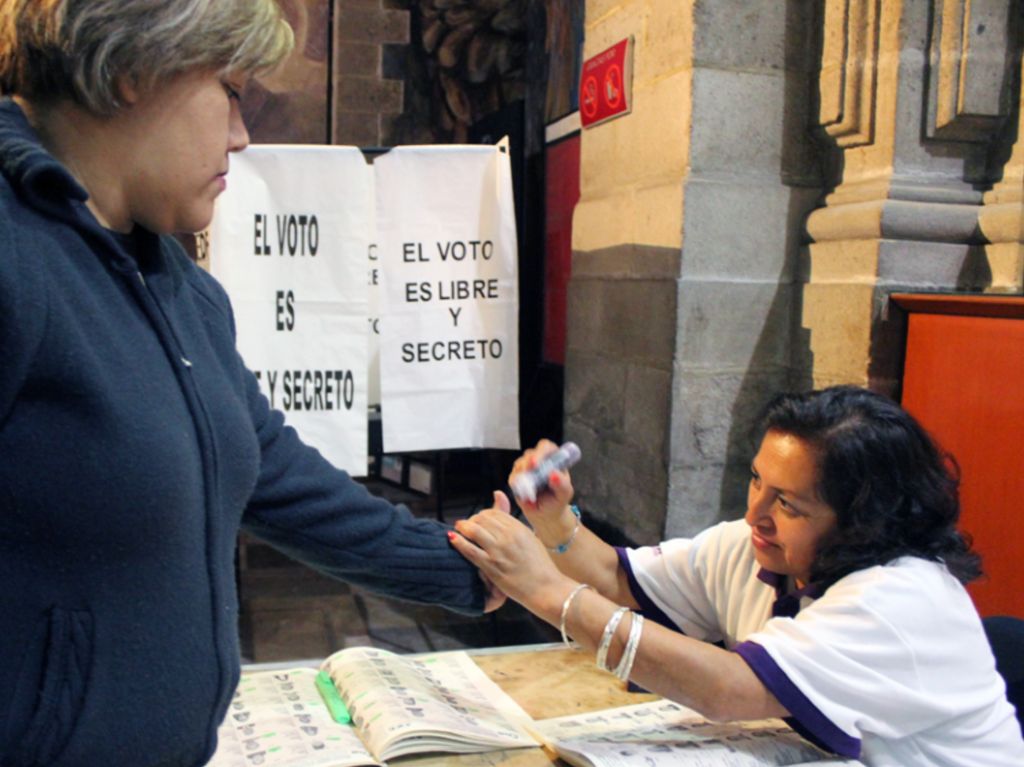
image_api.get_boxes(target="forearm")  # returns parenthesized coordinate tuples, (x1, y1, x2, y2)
(527, 505, 637, 608)
(527, 583, 787, 723)
(449, 504, 782, 721)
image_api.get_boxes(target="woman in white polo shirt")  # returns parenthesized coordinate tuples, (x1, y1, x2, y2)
(450, 385, 1024, 766)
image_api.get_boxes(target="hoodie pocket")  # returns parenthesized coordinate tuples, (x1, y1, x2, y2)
(8, 606, 93, 767)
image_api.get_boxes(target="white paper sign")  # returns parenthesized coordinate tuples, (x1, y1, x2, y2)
(367, 240, 382, 407)
(209, 145, 372, 474)
(376, 145, 520, 452)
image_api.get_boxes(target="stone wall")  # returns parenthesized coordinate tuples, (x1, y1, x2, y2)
(566, 0, 1022, 541)
(566, 1, 826, 540)
(803, 0, 1023, 393)
(332, 0, 410, 146)
(564, 0, 691, 544)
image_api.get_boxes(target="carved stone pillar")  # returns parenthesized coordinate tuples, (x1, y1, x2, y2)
(566, 1, 825, 538)
(803, 0, 1021, 391)
(978, 50, 1024, 290)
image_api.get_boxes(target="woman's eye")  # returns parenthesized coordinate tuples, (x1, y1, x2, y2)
(777, 497, 803, 517)
(224, 83, 242, 101)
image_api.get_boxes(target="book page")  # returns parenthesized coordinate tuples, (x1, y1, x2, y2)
(531, 700, 863, 767)
(208, 667, 381, 767)
(322, 647, 538, 761)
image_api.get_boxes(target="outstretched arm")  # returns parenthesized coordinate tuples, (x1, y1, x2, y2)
(503, 440, 634, 605)
(450, 491, 788, 723)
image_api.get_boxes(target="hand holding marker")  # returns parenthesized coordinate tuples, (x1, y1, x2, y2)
(510, 442, 581, 503)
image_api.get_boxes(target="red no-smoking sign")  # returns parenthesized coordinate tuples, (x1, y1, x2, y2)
(579, 37, 634, 128)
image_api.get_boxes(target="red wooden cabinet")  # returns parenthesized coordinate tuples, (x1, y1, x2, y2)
(892, 294, 1024, 618)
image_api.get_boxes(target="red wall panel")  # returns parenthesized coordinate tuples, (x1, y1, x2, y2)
(896, 295, 1024, 618)
(543, 134, 581, 365)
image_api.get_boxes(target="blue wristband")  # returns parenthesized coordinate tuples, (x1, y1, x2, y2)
(549, 504, 582, 554)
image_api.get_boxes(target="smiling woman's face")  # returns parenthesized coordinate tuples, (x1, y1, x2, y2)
(744, 429, 838, 587)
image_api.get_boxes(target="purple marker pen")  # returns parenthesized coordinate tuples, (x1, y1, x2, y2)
(510, 442, 581, 503)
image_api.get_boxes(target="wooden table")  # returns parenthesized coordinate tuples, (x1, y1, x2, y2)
(397, 643, 660, 766)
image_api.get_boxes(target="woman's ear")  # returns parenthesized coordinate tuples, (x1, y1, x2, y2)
(114, 75, 141, 107)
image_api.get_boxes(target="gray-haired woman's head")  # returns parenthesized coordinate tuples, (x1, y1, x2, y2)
(0, 0, 294, 114)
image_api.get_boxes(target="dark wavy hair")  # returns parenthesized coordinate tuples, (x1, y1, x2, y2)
(758, 386, 982, 587)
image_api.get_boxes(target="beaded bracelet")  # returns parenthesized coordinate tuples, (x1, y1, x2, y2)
(559, 583, 592, 647)
(613, 612, 644, 681)
(547, 504, 582, 554)
(595, 606, 629, 672)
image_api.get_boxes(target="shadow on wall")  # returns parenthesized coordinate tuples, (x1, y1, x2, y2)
(716, 0, 831, 515)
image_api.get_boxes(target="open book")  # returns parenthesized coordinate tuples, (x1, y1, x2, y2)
(208, 647, 537, 766)
(529, 699, 865, 767)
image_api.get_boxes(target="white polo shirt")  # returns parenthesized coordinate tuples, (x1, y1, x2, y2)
(619, 519, 1024, 766)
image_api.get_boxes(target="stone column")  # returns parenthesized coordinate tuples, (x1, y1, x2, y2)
(566, 1, 825, 540)
(803, 0, 1021, 392)
(979, 51, 1024, 291)
(565, 0, 691, 544)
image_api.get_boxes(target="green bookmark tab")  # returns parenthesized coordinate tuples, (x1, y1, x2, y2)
(315, 670, 351, 724)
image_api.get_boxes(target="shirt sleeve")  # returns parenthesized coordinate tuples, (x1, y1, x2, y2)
(239, 366, 487, 615)
(182, 258, 487, 616)
(620, 520, 761, 642)
(734, 560, 1002, 755)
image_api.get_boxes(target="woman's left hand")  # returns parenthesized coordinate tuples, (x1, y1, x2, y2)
(450, 491, 568, 613)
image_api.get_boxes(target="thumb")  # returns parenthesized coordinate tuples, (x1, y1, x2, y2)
(493, 490, 511, 514)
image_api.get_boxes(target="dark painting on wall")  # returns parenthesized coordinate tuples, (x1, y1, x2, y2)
(242, 0, 330, 144)
(543, 0, 584, 123)
(397, 0, 530, 144)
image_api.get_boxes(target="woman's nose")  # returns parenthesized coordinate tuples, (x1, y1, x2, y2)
(745, 485, 773, 527)
(228, 102, 250, 153)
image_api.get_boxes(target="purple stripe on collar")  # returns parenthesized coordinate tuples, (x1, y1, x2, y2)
(614, 546, 680, 632)
(756, 568, 825, 618)
(733, 640, 861, 759)
(757, 568, 785, 589)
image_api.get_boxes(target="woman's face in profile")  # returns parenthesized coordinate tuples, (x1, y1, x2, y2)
(744, 429, 838, 587)
(115, 67, 251, 234)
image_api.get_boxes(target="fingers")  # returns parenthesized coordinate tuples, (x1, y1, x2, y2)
(493, 490, 511, 514)
(447, 527, 484, 567)
(545, 468, 575, 504)
(508, 440, 575, 513)
(451, 507, 521, 553)
(509, 439, 559, 481)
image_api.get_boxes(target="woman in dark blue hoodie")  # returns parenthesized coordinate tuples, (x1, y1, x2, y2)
(0, 2, 500, 765)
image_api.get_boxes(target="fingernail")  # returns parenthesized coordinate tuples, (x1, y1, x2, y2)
(549, 471, 561, 487)
(446, 531, 456, 541)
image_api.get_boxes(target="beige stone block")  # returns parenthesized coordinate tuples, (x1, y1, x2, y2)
(573, 193, 638, 251)
(578, 125, 622, 193)
(579, 74, 689, 194)
(584, 3, 644, 64)
(642, 0, 693, 79)
(978, 202, 1023, 247)
(586, 0, 632, 31)
(802, 282, 874, 386)
(629, 74, 690, 179)
(805, 240, 880, 283)
(572, 181, 683, 252)
(983, 244, 1024, 292)
(635, 182, 684, 248)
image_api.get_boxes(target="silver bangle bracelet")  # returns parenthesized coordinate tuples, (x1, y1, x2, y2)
(613, 612, 644, 682)
(595, 606, 629, 672)
(559, 583, 592, 647)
